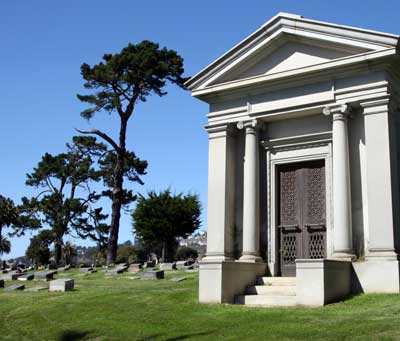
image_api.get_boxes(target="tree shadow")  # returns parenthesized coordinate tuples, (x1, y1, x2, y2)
(165, 331, 214, 340)
(58, 330, 91, 341)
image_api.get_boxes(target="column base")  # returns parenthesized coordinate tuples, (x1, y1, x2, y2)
(333, 250, 356, 261)
(365, 249, 399, 261)
(239, 254, 263, 262)
(202, 253, 234, 262)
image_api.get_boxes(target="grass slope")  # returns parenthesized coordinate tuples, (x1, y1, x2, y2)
(1, 269, 400, 340)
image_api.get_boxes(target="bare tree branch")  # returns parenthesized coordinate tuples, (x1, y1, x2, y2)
(75, 128, 120, 154)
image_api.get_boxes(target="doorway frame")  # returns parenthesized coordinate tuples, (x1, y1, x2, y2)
(265, 139, 333, 276)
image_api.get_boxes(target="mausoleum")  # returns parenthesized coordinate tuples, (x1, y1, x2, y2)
(186, 13, 400, 306)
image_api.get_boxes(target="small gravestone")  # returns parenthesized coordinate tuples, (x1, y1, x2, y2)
(2, 273, 22, 281)
(0, 279, 4, 288)
(64, 265, 71, 271)
(170, 277, 187, 282)
(25, 286, 48, 292)
(142, 270, 164, 280)
(175, 261, 186, 270)
(18, 274, 34, 281)
(1, 270, 8, 274)
(5, 284, 25, 291)
(159, 263, 174, 271)
(145, 260, 156, 268)
(47, 264, 57, 270)
(80, 267, 93, 273)
(128, 264, 142, 273)
(34, 271, 56, 281)
(49, 279, 74, 292)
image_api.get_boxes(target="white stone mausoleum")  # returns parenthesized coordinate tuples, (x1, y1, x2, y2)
(186, 13, 400, 306)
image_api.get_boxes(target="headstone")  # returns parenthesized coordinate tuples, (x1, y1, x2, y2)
(145, 260, 156, 268)
(25, 286, 48, 292)
(64, 264, 71, 271)
(18, 274, 34, 281)
(170, 277, 187, 282)
(105, 267, 125, 275)
(159, 263, 174, 271)
(127, 264, 142, 273)
(2, 273, 23, 281)
(80, 267, 93, 272)
(34, 271, 56, 281)
(5, 284, 25, 291)
(1, 269, 8, 274)
(47, 264, 57, 270)
(49, 279, 74, 292)
(141, 270, 164, 280)
(175, 261, 186, 270)
(0, 279, 4, 288)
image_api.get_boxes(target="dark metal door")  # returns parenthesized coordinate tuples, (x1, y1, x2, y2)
(278, 160, 326, 277)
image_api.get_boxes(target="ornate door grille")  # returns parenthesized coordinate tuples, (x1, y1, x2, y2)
(278, 160, 326, 277)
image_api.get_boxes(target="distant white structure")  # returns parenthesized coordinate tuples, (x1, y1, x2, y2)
(187, 13, 400, 306)
(178, 230, 207, 247)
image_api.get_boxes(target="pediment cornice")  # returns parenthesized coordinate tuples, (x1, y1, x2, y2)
(186, 13, 399, 95)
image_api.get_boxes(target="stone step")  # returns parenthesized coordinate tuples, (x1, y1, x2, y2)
(257, 277, 296, 286)
(236, 294, 297, 307)
(246, 285, 296, 296)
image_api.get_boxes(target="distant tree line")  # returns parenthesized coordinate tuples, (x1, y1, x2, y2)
(0, 40, 202, 266)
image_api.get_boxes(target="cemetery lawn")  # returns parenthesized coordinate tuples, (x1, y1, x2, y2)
(1, 270, 400, 340)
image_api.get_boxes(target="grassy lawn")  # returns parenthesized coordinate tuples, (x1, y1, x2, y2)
(1, 269, 400, 340)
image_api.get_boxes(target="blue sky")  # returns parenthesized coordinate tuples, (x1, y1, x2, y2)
(1, 1, 400, 258)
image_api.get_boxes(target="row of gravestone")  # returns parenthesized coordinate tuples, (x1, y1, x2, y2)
(1, 270, 59, 281)
(0, 278, 74, 292)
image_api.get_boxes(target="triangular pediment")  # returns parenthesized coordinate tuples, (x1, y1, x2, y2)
(214, 37, 369, 84)
(186, 13, 399, 92)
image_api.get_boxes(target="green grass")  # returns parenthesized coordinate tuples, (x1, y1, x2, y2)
(1, 269, 400, 340)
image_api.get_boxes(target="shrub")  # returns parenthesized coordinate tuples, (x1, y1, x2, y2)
(175, 246, 198, 261)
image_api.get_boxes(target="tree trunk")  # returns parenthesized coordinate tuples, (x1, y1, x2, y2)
(106, 117, 127, 265)
(161, 241, 166, 263)
(54, 239, 62, 265)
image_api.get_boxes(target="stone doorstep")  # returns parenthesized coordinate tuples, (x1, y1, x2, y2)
(236, 277, 298, 307)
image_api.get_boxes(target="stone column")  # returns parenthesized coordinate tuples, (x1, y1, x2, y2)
(237, 119, 263, 262)
(202, 124, 236, 261)
(361, 99, 399, 260)
(323, 104, 355, 259)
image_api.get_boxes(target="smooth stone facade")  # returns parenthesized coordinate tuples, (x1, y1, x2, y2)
(49, 279, 74, 292)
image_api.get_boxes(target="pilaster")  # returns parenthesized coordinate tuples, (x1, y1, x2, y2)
(202, 123, 236, 261)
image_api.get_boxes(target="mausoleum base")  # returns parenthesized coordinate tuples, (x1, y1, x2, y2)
(352, 260, 400, 293)
(199, 260, 266, 304)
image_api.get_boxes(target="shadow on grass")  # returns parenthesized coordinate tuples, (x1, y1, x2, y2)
(58, 330, 91, 341)
(137, 331, 214, 341)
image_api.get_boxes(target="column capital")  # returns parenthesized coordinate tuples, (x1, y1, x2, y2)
(237, 119, 262, 131)
(205, 123, 237, 139)
(323, 104, 352, 121)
